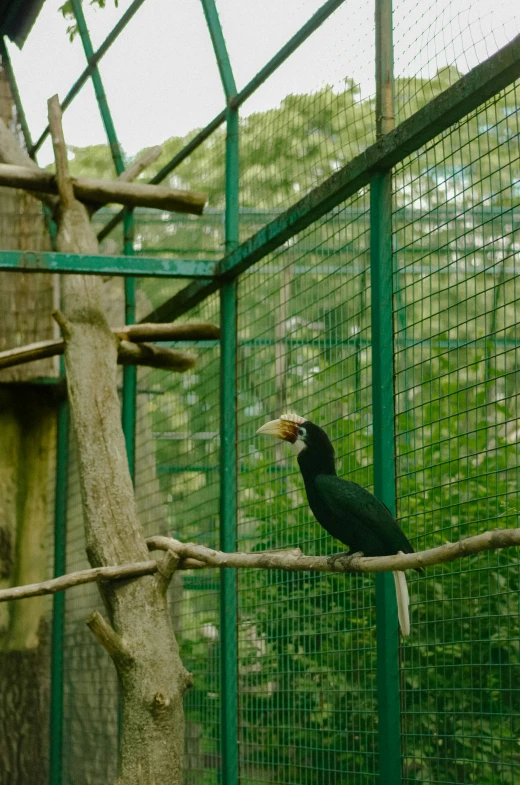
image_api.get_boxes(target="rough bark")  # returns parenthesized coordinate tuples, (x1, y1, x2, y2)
(5, 525, 520, 605)
(0, 335, 197, 372)
(50, 95, 190, 785)
(0, 162, 207, 215)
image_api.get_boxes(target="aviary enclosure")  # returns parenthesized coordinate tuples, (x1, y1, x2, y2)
(0, 1, 519, 784)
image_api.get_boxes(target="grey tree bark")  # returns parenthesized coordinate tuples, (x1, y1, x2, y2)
(49, 95, 191, 785)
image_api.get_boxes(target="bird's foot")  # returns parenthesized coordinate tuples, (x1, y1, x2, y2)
(327, 551, 364, 571)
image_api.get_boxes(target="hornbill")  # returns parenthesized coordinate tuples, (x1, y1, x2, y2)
(256, 413, 421, 635)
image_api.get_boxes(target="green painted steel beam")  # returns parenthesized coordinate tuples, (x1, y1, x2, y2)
(30, 0, 146, 156)
(201, 4, 240, 784)
(49, 400, 70, 785)
(372, 171, 402, 781)
(228, 0, 346, 112)
(99, 0, 346, 241)
(372, 4, 402, 782)
(143, 29, 520, 322)
(0, 249, 215, 277)
(71, 0, 125, 172)
(200, 0, 237, 99)
(143, 279, 219, 323)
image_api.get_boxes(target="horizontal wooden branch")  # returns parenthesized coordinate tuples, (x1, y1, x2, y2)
(147, 527, 520, 573)
(0, 321, 217, 370)
(0, 162, 207, 215)
(1, 527, 519, 605)
(117, 341, 196, 371)
(114, 321, 220, 342)
(0, 561, 158, 603)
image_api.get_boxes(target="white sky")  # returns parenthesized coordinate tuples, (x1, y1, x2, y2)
(6, 0, 520, 167)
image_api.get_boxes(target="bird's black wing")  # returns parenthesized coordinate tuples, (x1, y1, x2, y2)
(314, 474, 415, 556)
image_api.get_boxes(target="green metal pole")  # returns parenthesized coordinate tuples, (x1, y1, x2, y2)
(122, 211, 137, 479)
(49, 399, 70, 785)
(201, 3, 240, 783)
(219, 116, 239, 785)
(371, 174, 402, 785)
(31, 0, 147, 156)
(70, 0, 125, 171)
(372, 2, 402, 784)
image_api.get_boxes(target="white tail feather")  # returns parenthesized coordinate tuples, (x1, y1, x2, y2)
(393, 570, 410, 636)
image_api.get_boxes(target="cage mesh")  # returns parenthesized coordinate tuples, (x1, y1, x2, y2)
(236, 194, 379, 785)
(394, 81, 520, 785)
(13, 1, 519, 784)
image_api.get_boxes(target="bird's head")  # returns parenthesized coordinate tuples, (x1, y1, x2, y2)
(256, 413, 336, 474)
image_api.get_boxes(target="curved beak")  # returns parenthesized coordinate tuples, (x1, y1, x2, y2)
(256, 418, 299, 443)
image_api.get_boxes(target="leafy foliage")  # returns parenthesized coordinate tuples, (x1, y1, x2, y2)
(59, 1, 119, 42)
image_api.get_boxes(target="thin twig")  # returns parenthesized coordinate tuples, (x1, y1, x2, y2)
(155, 550, 181, 596)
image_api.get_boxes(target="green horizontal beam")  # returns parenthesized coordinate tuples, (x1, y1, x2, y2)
(144, 31, 520, 321)
(157, 464, 218, 474)
(0, 250, 215, 278)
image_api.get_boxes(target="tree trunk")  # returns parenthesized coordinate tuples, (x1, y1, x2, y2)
(49, 95, 191, 785)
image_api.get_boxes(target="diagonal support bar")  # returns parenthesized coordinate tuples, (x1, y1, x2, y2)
(143, 30, 520, 322)
(30, 0, 147, 156)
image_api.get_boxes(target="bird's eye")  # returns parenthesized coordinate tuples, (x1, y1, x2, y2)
(298, 426, 306, 438)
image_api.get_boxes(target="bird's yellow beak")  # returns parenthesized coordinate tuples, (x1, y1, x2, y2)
(256, 413, 305, 443)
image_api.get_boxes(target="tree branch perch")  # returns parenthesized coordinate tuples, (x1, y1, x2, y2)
(0, 527, 519, 605)
(0, 321, 218, 371)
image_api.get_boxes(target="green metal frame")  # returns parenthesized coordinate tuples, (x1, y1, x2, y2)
(145, 28, 520, 322)
(0, 249, 214, 277)
(201, 2, 240, 783)
(49, 398, 69, 785)
(371, 4, 401, 783)
(2, 2, 520, 785)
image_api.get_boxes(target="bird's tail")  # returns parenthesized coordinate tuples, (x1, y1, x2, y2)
(393, 570, 410, 636)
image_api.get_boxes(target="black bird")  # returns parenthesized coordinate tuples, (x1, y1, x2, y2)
(256, 413, 419, 635)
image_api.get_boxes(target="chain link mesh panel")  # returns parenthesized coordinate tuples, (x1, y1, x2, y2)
(237, 194, 379, 785)
(43, 2, 520, 785)
(394, 81, 520, 785)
